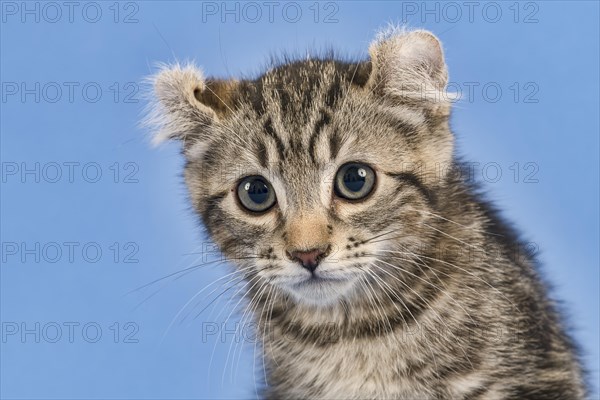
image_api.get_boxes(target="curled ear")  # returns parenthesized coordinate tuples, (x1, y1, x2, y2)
(146, 63, 239, 146)
(366, 28, 448, 103)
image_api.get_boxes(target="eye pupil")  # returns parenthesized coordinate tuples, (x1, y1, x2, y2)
(237, 176, 276, 212)
(246, 180, 269, 204)
(343, 167, 366, 192)
(335, 163, 375, 200)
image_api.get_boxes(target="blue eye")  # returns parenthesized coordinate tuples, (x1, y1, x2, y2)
(334, 163, 376, 200)
(237, 176, 277, 212)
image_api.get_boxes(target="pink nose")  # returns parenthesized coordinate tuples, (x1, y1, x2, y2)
(288, 247, 329, 272)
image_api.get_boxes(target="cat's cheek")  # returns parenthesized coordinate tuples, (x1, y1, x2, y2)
(332, 202, 358, 224)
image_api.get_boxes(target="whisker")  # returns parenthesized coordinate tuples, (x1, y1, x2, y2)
(222, 277, 267, 387)
(125, 256, 257, 295)
(131, 286, 164, 311)
(379, 249, 520, 312)
(368, 260, 476, 369)
(361, 266, 442, 370)
(188, 266, 258, 325)
(367, 252, 477, 325)
(356, 272, 394, 336)
(361, 229, 402, 244)
(205, 274, 260, 390)
(363, 263, 441, 370)
(415, 209, 503, 237)
(181, 274, 247, 325)
(251, 283, 275, 394)
(161, 274, 245, 343)
(423, 223, 479, 249)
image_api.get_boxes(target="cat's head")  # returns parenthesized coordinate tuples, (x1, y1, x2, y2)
(148, 29, 453, 308)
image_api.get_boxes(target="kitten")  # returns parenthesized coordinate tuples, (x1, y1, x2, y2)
(147, 29, 587, 399)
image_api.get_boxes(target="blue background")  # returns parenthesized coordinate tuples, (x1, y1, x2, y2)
(1, 1, 598, 398)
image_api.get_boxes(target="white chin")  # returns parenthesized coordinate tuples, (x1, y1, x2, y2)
(284, 277, 357, 307)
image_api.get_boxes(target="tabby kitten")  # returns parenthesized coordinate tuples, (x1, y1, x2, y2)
(148, 29, 587, 399)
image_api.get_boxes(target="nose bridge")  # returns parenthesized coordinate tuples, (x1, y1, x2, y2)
(281, 161, 329, 251)
(285, 211, 330, 252)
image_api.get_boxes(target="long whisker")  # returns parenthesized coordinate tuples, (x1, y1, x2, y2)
(368, 260, 475, 369)
(205, 274, 260, 390)
(234, 278, 270, 382)
(362, 263, 441, 370)
(161, 265, 258, 341)
(356, 271, 395, 336)
(361, 229, 402, 244)
(368, 253, 476, 326)
(251, 283, 275, 395)
(184, 278, 245, 326)
(415, 209, 503, 237)
(361, 265, 443, 370)
(161, 274, 245, 343)
(423, 223, 479, 249)
(131, 262, 230, 311)
(221, 277, 267, 387)
(375, 251, 506, 313)
(259, 284, 276, 384)
(125, 257, 247, 295)
(182, 265, 257, 325)
(379, 249, 520, 312)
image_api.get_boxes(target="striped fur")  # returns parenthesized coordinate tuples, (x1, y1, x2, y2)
(148, 29, 587, 399)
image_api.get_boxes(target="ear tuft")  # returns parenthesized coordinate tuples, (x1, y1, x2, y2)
(368, 27, 448, 103)
(144, 63, 217, 146)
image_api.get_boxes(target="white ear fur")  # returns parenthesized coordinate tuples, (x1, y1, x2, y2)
(368, 28, 449, 103)
(144, 63, 217, 146)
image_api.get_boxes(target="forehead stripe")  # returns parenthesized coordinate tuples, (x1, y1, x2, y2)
(308, 110, 331, 164)
(255, 139, 269, 169)
(264, 117, 286, 161)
